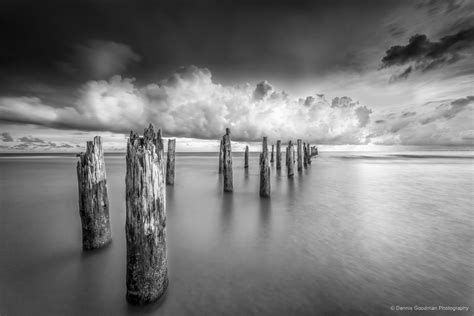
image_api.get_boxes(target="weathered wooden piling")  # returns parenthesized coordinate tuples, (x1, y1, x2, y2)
(222, 128, 233, 192)
(244, 145, 249, 169)
(308, 144, 313, 165)
(276, 140, 282, 170)
(259, 137, 271, 197)
(218, 139, 224, 174)
(297, 139, 303, 171)
(166, 139, 176, 185)
(76, 136, 112, 250)
(287, 141, 294, 177)
(270, 144, 275, 163)
(303, 142, 308, 168)
(126, 124, 168, 305)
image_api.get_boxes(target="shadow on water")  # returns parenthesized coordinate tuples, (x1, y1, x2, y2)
(220, 191, 235, 234)
(216, 173, 223, 193)
(244, 167, 249, 183)
(125, 289, 169, 313)
(166, 184, 175, 211)
(79, 241, 113, 259)
(259, 197, 272, 231)
(286, 176, 296, 209)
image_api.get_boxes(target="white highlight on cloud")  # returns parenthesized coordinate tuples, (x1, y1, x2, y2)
(0, 66, 472, 146)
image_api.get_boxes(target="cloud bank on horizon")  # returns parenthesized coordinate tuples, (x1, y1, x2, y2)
(0, 65, 473, 150)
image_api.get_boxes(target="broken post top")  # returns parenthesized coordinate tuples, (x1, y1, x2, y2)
(225, 128, 231, 136)
(262, 137, 268, 152)
(77, 136, 106, 182)
(129, 123, 164, 153)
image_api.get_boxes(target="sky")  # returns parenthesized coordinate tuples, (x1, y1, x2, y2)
(0, 0, 473, 152)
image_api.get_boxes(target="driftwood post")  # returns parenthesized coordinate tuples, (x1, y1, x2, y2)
(126, 124, 168, 305)
(276, 140, 281, 170)
(166, 139, 176, 185)
(218, 139, 224, 174)
(270, 144, 275, 163)
(222, 128, 233, 192)
(287, 141, 294, 177)
(244, 145, 249, 169)
(308, 144, 312, 165)
(76, 136, 112, 250)
(297, 139, 303, 171)
(303, 143, 308, 168)
(259, 137, 271, 197)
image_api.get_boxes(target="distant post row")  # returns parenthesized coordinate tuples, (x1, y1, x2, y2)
(217, 128, 318, 197)
(75, 125, 318, 305)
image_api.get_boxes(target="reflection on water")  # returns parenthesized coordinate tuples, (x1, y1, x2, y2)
(0, 152, 473, 315)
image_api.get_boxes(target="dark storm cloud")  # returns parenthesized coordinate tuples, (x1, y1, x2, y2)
(0, 0, 404, 94)
(381, 27, 474, 78)
(1, 132, 13, 142)
(59, 40, 141, 79)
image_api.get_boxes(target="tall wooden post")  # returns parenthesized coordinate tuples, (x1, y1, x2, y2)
(259, 137, 271, 197)
(166, 139, 176, 185)
(308, 144, 312, 165)
(270, 144, 274, 163)
(218, 139, 224, 174)
(303, 143, 308, 168)
(126, 124, 168, 305)
(297, 139, 303, 171)
(287, 141, 294, 177)
(77, 136, 112, 250)
(276, 140, 281, 170)
(244, 145, 249, 169)
(222, 128, 233, 192)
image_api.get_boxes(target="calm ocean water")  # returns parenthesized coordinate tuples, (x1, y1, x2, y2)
(1, 151, 473, 315)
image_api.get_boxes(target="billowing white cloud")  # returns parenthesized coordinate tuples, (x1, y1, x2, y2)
(0, 66, 374, 144)
(0, 66, 472, 146)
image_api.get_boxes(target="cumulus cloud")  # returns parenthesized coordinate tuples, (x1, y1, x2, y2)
(253, 81, 274, 101)
(0, 66, 374, 145)
(381, 27, 474, 79)
(61, 40, 141, 79)
(1, 132, 13, 142)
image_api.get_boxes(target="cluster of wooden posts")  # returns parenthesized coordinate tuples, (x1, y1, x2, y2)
(76, 125, 317, 305)
(76, 124, 174, 304)
(218, 128, 318, 197)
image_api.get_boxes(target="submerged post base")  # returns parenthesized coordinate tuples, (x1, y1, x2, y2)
(126, 274, 169, 305)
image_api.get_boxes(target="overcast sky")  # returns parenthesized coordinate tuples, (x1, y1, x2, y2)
(0, 0, 473, 152)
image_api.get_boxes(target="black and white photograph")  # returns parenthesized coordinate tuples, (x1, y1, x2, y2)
(0, 0, 473, 315)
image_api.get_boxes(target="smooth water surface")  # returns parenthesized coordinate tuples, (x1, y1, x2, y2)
(1, 152, 473, 315)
